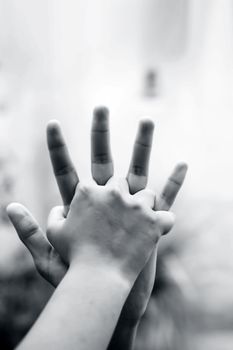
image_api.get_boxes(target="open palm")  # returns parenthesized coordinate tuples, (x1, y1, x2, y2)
(8, 107, 187, 347)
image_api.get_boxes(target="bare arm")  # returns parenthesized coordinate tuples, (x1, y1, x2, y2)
(8, 176, 173, 350)
(8, 107, 187, 350)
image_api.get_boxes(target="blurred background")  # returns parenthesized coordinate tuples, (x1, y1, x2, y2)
(0, 0, 233, 349)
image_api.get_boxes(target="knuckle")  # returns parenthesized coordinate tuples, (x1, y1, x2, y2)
(142, 209, 158, 227)
(93, 152, 110, 164)
(145, 188, 156, 197)
(34, 245, 56, 282)
(160, 191, 172, 205)
(146, 220, 161, 244)
(19, 217, 38, 239)
(77, 182, 91, 196)
(108, 187, 122, 201)
(151, 214, 158, 226)
(131, 202, 143, 211)
(54, 164, 75, 177)
(131, 164, 144, 176)
(147, 214, 157, 228)
(152, 232, 160, 244)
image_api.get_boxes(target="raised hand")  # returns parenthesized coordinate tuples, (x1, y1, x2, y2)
(45, 177, 173, 285)
(7, 107, 187, 349)
(10, 178, 173, 350)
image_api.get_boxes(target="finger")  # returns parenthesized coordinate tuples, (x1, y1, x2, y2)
(47, 206, 65, 232)
(127, 119, 154, 194)
(47, 120, 79, 208)
(7, 203, 67, 287)
(153, 211, 175, 237)
(91, 107, 114, 185)
(7, 202, 51, 261)
(46, 206, 66, 249)
(157, 162, 188, 211)
(133, 189, 155, 208)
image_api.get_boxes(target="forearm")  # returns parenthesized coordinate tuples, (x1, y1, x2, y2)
(17, 261, 131, 350)
(108, 318, 139, 350)
(108, 251, 157, 350)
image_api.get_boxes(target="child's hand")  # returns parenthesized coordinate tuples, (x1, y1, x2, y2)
(46, 177, 174, 284)
(112, 163, 187, 325)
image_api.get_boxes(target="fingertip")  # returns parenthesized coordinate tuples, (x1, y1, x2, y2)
(156, 210, 175, 235)
(92, 107, 110, 134)
(139, 118, 155, 132)
(173, 162, 188, 183)
(47, 120, 65, 149)
(163, 211, 175, 235)
(128, 119, 154, 185)
(138, 118, 154, 139)
(175, 162, 188, 172)
(7, 202, 27, 219)
(47, 120, 61, 134)
(157, 210, 175, 221)
(166, 210, 176, 223)
(136, 118, 155, 146)
(6, 202, 18, 214)
(93, 106, 109, 122)
(6, 203, 37, 238)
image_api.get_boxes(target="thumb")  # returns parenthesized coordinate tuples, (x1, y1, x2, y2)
(7, 202, 51, 259)
(47, 205, 65, 242)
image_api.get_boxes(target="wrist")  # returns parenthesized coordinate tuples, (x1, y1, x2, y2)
(69, 245, 136, 290)
(69, 252, 132, 296)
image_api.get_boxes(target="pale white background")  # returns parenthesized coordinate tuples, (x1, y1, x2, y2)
(0, 1, 233, 349)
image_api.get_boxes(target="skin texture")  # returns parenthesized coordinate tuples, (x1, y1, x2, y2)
(13, 260, 131, 350)
(46, 178, 174, 282)
(8, 177, 174, 350)
(8, 107, 188, 349)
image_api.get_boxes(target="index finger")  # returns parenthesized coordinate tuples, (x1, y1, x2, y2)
(47, 120, 79, 207)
